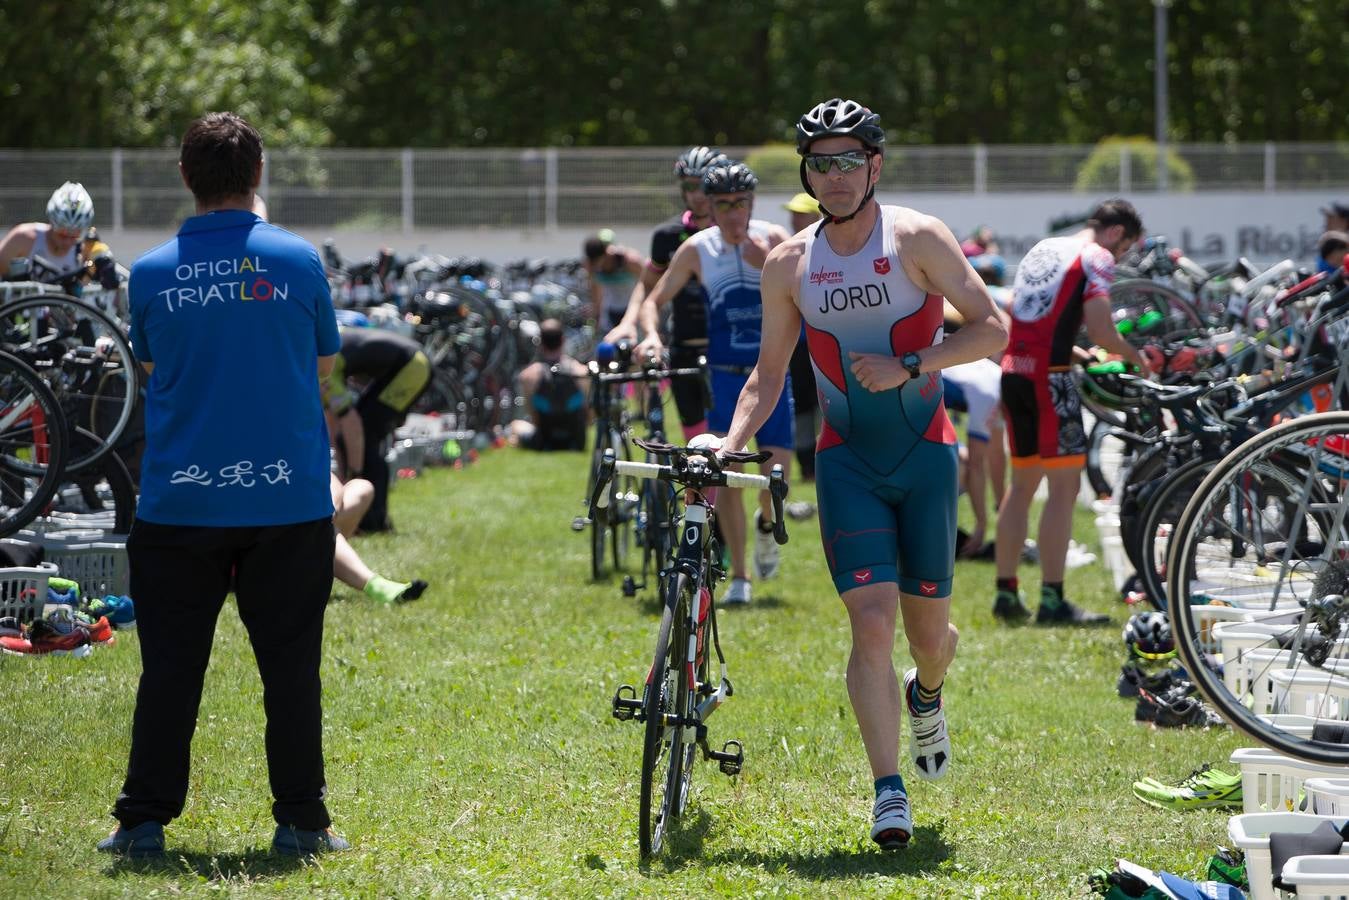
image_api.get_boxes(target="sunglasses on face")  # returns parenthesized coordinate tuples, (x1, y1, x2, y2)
(712, 198, 750, 213)
(680, 179, 704, 193)
(802, 150, 870, 175)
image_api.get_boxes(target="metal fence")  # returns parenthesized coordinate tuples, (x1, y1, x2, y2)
(2, 144, 1346, 233)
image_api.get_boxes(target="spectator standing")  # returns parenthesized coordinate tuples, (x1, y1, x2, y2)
(100, 112, 348, 857)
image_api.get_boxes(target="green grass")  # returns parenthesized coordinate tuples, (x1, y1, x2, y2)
(0, 447, 1246, 898)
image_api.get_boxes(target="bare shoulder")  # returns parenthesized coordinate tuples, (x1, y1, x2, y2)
(2, 223, 39, 243)
(765, 234, 809, 282)
(890, 206, 954, 247)
(764, 223, 791, 247)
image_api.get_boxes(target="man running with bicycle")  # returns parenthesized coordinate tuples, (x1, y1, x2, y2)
(720, 99, 1007, 849)
(634, 160, 792, 607)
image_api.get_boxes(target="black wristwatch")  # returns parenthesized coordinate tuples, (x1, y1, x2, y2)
(900, 351, 923, 381)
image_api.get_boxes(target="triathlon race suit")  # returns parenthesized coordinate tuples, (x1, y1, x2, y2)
(591, 263, 636, 330)
(1001, 236, 1114, 467)
(690, 221, 794, 449)
(649, 210, 710, 427)
(942, 358, 1003, 442)
(797, 206, 958, 598)
(327, 326, 431, 418)
(29, 224, 82, 282)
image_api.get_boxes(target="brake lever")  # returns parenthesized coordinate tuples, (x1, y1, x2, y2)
(769, 466, 789, 546)
(586, 448, 616, 522)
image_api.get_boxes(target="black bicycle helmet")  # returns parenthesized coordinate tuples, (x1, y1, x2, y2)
(1123, 611, 1175, 660)
(701, 161, 758, 195)
(795, 98, 886, 155)
(795, 98, 885, 226)
(674, 146, 728, 180)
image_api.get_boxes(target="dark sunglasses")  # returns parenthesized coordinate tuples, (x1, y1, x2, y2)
(802, 150, 870, 175)
(712, 198, 750, 212)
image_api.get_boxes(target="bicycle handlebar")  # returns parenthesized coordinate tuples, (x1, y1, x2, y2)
(596, 364, 705, 385)
(587, 448, 789, 545)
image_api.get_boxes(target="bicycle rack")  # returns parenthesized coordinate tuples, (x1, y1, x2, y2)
(611, 684, 642, 722)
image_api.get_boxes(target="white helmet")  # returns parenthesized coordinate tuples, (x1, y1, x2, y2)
(46, 182, 94, 231)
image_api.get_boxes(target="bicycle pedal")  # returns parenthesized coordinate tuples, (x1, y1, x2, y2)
(713, 739, 744, 776)
(611, 684, 642, 722)
(621, 575, 637, 598)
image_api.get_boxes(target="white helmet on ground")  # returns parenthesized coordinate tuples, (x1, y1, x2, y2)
(46, 182, 94, 231)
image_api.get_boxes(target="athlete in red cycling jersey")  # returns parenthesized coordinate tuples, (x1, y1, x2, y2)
(994, 199, 1151, 625)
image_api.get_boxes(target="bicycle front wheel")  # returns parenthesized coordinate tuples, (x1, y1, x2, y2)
(640, 573, 686, 858)
(1167, 412, 1349, 764)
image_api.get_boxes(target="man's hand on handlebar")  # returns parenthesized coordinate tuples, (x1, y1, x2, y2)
(604, 321, 638, 345)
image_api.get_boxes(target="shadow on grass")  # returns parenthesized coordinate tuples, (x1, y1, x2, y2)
(648, 814, 951, 879)
(105, 847, 304, 881)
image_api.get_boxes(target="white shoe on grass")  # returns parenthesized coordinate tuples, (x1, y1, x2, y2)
(870, 786, 912, 850)
(903, 667, 950, 780)
(721, 577, 752, 606)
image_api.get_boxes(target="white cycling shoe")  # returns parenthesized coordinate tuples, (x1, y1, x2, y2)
(904, 668, 951, 781)
(721, 577, 752, 606)
(870, 786, 912, 850)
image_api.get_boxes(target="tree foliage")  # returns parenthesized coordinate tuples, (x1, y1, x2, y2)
(3, 0, 1346, 148)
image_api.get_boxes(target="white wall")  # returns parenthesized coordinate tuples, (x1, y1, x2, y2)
(102, 190, 1338, 268)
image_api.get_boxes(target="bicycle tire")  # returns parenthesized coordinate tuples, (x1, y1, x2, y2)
(0, 349, 69, 537)
(639, 573, 684, 858)
(1133, 456, 1213, 610)
(1107, 280, 1203, 344)
(37, 427, 136, 534)
(589, 422, 612, 580)
(611, 433, 634, 573)
(0, 293, 137, 473)
(1167, 412, 1349, 764)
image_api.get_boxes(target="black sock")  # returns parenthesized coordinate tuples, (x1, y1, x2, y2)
(996, 577, 1018, 594)
(1043, 582, 1065, 608)
(907, 676, 943, 714)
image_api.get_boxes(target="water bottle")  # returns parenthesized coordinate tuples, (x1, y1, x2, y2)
(1136, 310, 1165, 334)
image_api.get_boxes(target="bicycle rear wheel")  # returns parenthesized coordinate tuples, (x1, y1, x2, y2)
(0, 349, 69, 537)
(1167, 412, 1349, 764)
(640, 573, 687, 858)
(0, 294, 137, 473)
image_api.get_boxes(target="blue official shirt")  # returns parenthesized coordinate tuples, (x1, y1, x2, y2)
(128, 210, 340, 526)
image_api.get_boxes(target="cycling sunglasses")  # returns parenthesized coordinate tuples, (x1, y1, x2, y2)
(712, 198, 750, 213)
(802, 150, 870, 175)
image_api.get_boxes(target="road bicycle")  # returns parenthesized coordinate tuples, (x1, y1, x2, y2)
(590, 437, 787, 858)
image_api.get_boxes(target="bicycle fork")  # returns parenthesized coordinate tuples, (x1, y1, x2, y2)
(611, 502, 744, 775)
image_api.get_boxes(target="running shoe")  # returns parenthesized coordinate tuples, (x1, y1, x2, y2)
(1065, 540, 1098, 569)
(993, 589, 1032, 621)
(1137, 684, 1224, 728)
(75, 613, 114, 645)
(870, 786, 912, 850)
(272, 825, 351, 856)
(721, 577, 752, 606)
(753, 510, 780, 579)
(85, 595, 136, 630)
(29, 610, 93, 657)
(0, 616, 21, 638)
(903, 668, 950, 780)
(1036, 590, 1110, 626)
(1132, 764, 1243, 811)
(96, 821, 165, 857)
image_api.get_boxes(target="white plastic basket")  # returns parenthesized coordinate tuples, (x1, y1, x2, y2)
(11, 531, 129, 600)
(1233, 747, 1349, 814)
(1305, 779, 1349, 816)
(1282, 853, 1349, 898)
(1229, 812, 1349, 900)
(0, 562, 59, 624)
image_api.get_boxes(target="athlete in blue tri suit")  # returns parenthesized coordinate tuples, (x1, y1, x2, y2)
(721, 99, 1007, 850)
(635, 160, 792, 607)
